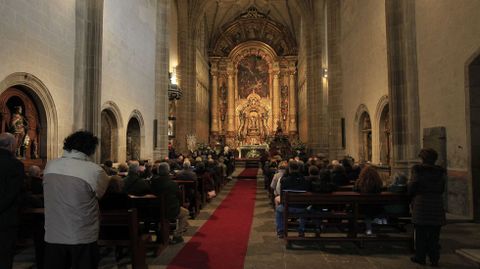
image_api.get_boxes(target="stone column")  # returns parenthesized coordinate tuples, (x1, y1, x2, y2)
(153, 0, 169, 160)
(385, 0, 421, 174)
(327, 0, 344, 160)
(288, 68, 297, 133)
(227, 64, 235, 135)
(74, 0, 104, 162)
(272, 68, 280, 127)
(210, 67, 219, 134)
(175, 0, 197, 153)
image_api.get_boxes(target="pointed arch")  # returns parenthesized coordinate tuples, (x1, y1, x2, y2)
(101, 101, 124, 163)
(126, 109, 145, 160)
(355, 104, 372, 162)
(374, 95, 390, 165)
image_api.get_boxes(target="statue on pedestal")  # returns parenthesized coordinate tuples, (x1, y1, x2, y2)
(9, 106, 29, 158)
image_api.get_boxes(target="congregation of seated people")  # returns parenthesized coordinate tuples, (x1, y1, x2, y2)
(10, 140, 234, 269)
(266, 153, 407, 238)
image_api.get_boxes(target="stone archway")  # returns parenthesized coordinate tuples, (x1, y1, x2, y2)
(375, 95, 391, 166)
(101, 110, 117, 163)
(0, 72, 58, 161)
(467, 51, 480, 221)
(101, 101, 123, 163)
(355, 105, 372, 163)
(126, 118, 141, 161)
(379, 105, 391, 166)
(126, 110, 145, 161)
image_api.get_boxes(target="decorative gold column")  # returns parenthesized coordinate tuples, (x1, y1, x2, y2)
(289, 69, 297, 133)
(210, 67, 219, 133)
(272, 68, 280, 127)
(227, 64, 235, 134)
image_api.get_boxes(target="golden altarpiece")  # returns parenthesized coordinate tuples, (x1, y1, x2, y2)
(209, 7, 298, 149)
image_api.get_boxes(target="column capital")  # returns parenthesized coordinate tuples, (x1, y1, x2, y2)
(272, 70, 280, 77)
(210, 69, 219, 77)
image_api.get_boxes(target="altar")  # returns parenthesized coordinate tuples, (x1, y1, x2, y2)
(238, 144, 269, 159)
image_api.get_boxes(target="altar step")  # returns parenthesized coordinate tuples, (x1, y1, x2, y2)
(235, 158, 260, 169)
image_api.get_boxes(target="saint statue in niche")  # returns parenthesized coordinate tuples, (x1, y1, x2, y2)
(9, 106, 29, 158)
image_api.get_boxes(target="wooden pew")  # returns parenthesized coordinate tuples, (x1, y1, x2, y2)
(128, 195, 170, 254)
(99, 209, 148, 269)
(174, 180, 201, 217)
(281, 191, 412, 249)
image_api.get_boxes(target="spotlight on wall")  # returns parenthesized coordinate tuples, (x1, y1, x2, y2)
(168, 68, 182, 101)
(322, 68, 328, 78)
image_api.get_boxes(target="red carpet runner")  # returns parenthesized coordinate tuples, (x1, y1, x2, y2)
(167, 169, 258, 269)
(236, 168, 259, 178)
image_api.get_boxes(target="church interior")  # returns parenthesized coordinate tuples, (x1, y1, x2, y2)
(2, 0, 480, 268)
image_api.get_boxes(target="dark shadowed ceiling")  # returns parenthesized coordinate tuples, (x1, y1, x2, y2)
(201, 0, 303, 49)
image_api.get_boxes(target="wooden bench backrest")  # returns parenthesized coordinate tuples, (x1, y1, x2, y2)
(283, 191, 410, 205)
(128, 195, 166, 223)
(99, 209, 139, 245)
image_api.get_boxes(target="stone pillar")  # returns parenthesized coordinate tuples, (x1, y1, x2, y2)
(74, 0, 104, 162)
(288, 68, 297, 133)
(272, 68, 280, 126)
(153, 0, 169, 160)
(385, 0, 421, 175)
(175, 0, 196, 153)
(210, 67, 219, 134)
(327, 0, 344, 160)
(227, 65, 235, 135)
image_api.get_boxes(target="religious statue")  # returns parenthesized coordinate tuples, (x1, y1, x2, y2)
(260, 112, 269, 140)
(275, 120, 284, 136)
(9, 106, 29, 158)
(237, 111, 246, 142)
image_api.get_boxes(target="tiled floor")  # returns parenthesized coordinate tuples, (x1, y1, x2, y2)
(13, 169, 480, 268)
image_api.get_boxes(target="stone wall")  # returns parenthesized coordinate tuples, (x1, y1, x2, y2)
(0, 0, 76, 157)
(416, 0, 480, 170)
(339, 0, 388, 162)
(102, 0, 157, 160)
(415, 0, 480, 216)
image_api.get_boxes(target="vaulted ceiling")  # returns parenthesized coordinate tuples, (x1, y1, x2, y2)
(201, 0, 304, 50)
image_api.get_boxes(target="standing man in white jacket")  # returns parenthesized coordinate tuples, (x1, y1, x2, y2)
(43, 131, 110, 269)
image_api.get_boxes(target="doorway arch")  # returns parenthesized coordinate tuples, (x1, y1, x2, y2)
(375, 96, 391, 166)
(467, 51, 480, 221)
(101, 109, 118, 163)
(126, 110, 144, 161)
(0, 72, 58, 161)
(100, 101, 123, 163)
(355, 105, 372, 163)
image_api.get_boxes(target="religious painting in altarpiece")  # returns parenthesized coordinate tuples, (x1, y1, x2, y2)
(237, 55, 269, 99)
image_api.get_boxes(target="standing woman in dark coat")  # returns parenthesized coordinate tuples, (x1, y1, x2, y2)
(409, 148, 446, 267)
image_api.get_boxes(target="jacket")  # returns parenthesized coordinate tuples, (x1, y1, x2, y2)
(150, 174, 180, 219)
(0, 148, 25, 228)
(408, 164, 446, 226)
(43, 150, 110, 244)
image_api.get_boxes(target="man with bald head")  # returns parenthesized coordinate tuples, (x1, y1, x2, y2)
(0, 132, 26, 269)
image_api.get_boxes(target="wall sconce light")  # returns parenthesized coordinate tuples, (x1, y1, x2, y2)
(168, 68, 182, 101)
(322, 68, 328, 78)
